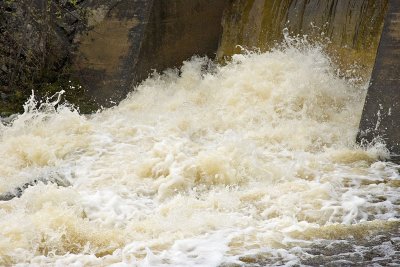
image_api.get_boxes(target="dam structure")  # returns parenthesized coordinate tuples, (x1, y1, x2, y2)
(358, 0, 400, 159)
(49, 0, 400, 157)
(0, 0, 400, 266)
(71, 0, 228, 106)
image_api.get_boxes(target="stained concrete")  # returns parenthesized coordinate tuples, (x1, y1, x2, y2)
(218, 0, 387, 79)
(72, 0, 154, 106)
(134, 0, 228, 83)
(357, 0, 400, 157)
(72, 0, 228, 106)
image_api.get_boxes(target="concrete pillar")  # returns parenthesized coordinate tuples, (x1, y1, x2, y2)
(133, 0, 228, 84)
(72, 0, 228, 107)
(71, 0, 154, 106)
(357, 0, 400, 157)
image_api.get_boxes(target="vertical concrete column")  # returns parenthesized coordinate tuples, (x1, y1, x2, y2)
(71, 0, 227, 107)
(134, 0, 228, 83)
(357, 0, 400, 157)
(72, 0, 154, 106)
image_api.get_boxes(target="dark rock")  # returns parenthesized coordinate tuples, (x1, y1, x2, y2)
(0, 113, 18, 125)
(0, 182, 34, 201)
(0, 0, 88, 113)
(0, 175, 71, 201)
(0, 65, 7, 73)
(0, 92, 7, 101)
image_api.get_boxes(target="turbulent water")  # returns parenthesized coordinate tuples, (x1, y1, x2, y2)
(0, 42, 399, 266)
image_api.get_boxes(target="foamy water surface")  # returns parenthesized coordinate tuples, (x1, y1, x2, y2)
(0, 43, 399, 266)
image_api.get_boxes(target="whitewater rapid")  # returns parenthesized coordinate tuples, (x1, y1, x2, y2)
(0, 43, 399, 266)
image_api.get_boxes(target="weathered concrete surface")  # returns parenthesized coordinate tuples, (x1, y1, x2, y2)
(218, 0, 388, 79)
(71, 0, 154, 106)
(134, 0, 228, 83)
(72, 0, 228, 106)
(357, 0, 400, 157)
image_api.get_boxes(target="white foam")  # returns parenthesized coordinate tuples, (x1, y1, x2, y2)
(0, 44, 399, 266)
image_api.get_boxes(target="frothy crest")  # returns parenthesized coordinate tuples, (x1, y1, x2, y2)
(0, 41, 398, 266)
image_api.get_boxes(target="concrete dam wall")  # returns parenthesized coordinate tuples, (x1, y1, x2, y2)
(357, 0, 400, 157)
(72, 0, 228, 106)
(1, 0, 389, 111)
(218, 0, 388, 79)
(1, 0, 400, 157)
